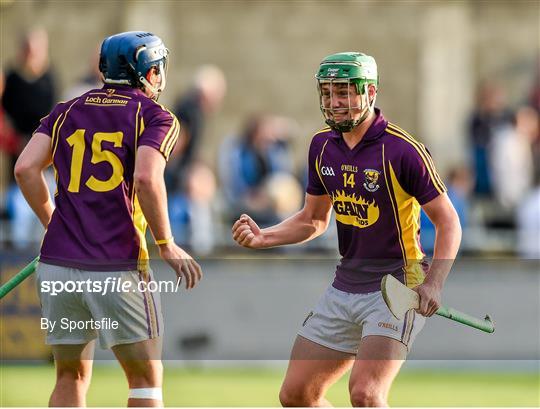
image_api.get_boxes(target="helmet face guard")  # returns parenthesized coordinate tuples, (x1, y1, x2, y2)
(136, 43, 169, 100)
(317, 77, 372, 133)
(316, 52, 378, 132)
(99, 31, 169, 100)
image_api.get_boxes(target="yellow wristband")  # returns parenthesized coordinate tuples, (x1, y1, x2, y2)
(155, 237, 174, 246)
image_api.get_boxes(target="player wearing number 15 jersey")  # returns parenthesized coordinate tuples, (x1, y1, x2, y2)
(37, 77, 178, 270)
(15, 32, 201, 407)
(232, 52, 462, 407)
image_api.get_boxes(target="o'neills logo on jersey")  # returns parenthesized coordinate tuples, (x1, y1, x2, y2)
(85, 96, 128, 106)
(321, 166, 335, 176)
(331, 190, 379, 228)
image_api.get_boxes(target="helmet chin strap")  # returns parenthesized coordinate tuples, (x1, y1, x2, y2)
(325, 109, 367, 132)
(139, 76, 160, 100)
(139, 62, 167, 101)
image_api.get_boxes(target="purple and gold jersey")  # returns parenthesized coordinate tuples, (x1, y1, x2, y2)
(307, 109, 446, 293)
(35, 85, 180, 271)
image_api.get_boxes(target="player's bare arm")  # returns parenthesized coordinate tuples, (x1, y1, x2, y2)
(415, 192, 462, 317)
(14, 132, 54, 228)
(232, 193, 333, 249)
(134, 145, 202, 289)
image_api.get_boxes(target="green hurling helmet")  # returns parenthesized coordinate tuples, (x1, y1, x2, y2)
(316, 52, 378, 132)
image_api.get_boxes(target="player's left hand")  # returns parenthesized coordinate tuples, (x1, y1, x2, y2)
(412, 281, 442, 317)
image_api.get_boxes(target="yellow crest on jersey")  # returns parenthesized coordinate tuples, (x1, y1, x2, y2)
(363, 168, 381, 192)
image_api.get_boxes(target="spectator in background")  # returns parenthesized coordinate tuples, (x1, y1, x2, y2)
(169, 161, 218, 255)
(265, 172, 304, 223)
(528, 69, 540, 178)
(2, 28, 57, 249)
(167, 65, 226, 190)
(421, 166, 473, 254)
(0, 70, 22, 235)
(517, 57, 539, 251)
(2, 28, 56, 138)
(63, 45, 102, 100)
(0, 71, 22, 165)
(219, 114, 301, 225)
(468, 82, 513, 197)
(517, 172, 540, 259)
(489, 106, 539, 210)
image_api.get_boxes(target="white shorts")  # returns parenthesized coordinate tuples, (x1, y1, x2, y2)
(36, 262, 163, 349)
(298, 285, 425, 354)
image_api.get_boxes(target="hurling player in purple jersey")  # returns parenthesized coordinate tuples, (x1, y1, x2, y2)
(15, 32, 201, 407)
(232, 52, 461, 407)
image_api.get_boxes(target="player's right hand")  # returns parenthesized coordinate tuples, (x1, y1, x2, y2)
(231, 214, 265, 249)
(412, 281, 442, 317)
(159, 243, 202, 289)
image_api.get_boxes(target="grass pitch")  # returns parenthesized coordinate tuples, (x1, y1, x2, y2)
(0, 364, 538, 407)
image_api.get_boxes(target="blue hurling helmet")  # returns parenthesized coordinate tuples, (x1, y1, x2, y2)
(99, 31, 169, 99)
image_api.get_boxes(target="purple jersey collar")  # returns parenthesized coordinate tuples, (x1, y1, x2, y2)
(101, 84, 147, 98)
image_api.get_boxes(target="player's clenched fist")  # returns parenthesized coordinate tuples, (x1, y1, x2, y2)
(232, 214, 266, 249)
(412, 281, 442, 317)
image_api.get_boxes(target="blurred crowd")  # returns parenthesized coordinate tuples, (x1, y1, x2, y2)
(1, 28, 539, 258)
(0, 29, 305, 256)
(421, 78, 540, 258)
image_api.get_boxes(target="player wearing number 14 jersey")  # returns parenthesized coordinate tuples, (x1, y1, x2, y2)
(15, 32, 201, 407)
(232, 52, 462, 407)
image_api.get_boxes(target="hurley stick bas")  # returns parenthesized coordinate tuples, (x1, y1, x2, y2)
(0, 257, 39, 300)
(381, 274, 495, 333)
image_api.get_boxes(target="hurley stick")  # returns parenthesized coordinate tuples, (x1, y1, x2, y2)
(381, 274, 495, 333)
(0, 257, 39, 300)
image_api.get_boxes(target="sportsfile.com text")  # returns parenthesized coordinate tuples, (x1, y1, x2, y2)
(40, 277, 182, 296)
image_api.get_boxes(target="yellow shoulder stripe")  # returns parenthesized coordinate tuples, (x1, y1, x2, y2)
(52, 98, 80, 160)
(159, 114, 178, 152)
(159, 107, 181, 159)
(382, 144, 407, 265)
(387, 123, 446, 190)
(134, 102, 141, 143)
(160, 118, 179, 158)
(386, 124, 446, 194)
(50, 112, 64, 154)
(312, 127, 331, 138)
(164, 118, 180, 159)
